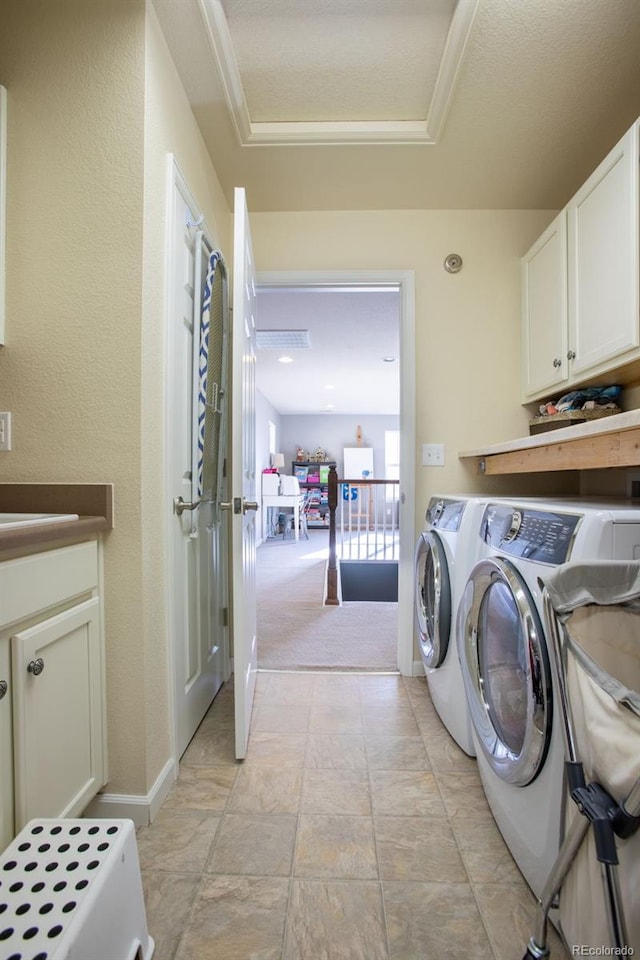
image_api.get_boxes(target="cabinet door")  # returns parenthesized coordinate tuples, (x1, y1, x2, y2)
(567, 121, 640, 378)
(0, 636, 12, 851)
(521, 212, 568, 399)
(11, 597, 104, 831)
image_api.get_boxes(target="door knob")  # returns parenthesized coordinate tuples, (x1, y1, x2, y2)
(552, 358, 561, 368)
(0, 680, 7, 700)
(27, 658, 45, 677)
(567, 350, 576, 360)
(220, 498, 258, 514)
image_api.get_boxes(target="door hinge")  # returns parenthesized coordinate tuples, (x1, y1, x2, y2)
(222, 606, 229, 627)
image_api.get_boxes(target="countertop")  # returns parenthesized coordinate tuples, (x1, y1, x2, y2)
(458, 409, 640, 475)
(0, 483, 113, 552)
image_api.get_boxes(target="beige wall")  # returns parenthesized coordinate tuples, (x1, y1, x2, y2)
(251, 210, 579, 528)
(0, 0, 231, 799)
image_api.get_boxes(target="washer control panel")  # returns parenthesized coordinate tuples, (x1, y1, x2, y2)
(482, 504, 581, 564)
(426, 497, 466, 531)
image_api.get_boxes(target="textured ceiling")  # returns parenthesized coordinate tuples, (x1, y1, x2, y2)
(154, 0, 640, 211)
(255, 287, 400, 416)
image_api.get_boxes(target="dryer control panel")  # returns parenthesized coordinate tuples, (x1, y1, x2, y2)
(482, 504, 581, 564)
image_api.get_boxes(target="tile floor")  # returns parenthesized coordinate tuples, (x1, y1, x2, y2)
(137, 671, 569, 960)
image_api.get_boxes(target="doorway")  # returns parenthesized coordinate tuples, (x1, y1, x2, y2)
(255, 270, 416, 676)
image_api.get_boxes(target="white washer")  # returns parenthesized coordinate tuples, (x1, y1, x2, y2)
(414, 494, 492, 756)
(458, 499, 640, 901)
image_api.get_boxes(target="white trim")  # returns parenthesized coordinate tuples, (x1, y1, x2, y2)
(83, 759, 175, 829)
(198, 0, 479, 146)
(256, 269, 416, 677)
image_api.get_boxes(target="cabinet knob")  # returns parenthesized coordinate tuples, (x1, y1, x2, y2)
(567, 350, 576, 360)
(27, 657, 45, 677)
(553, 358, 562, 368)
(0, 680, 7, 700)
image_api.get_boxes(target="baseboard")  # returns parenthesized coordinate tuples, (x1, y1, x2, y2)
(412, 659, 426, 677)
(84, 758, 176, 829)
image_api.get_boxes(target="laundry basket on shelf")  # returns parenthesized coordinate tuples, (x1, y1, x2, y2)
(0, 818, 154, 960)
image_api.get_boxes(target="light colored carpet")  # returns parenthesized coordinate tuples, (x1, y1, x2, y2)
(256, 533, 398, 671)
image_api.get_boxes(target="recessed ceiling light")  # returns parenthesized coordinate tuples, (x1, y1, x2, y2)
(324, 384, 336, 390)
(382, 357, 397, 363)
(278, 355, 294, 364)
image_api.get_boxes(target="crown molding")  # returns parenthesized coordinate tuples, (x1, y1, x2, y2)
(198, 0, 479, 147)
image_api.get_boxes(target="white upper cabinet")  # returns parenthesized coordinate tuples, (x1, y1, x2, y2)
(522, 212, 568, 398)
(522, 119, 640, 402)
(567, 121, 639, 380)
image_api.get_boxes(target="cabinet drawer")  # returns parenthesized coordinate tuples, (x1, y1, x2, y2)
(0, 541, 98, 629)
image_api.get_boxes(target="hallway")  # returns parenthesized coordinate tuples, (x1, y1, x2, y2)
(137, 672, 568, 959)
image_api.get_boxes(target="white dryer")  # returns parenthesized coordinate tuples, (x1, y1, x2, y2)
(414, 495, 490, 756)
(457, 499, 640, 900)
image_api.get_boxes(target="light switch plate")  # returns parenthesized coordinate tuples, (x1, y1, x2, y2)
(422, 443, 445, 466)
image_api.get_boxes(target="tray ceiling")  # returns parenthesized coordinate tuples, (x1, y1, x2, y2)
(153, 0, 640, 211)
(201, 0, 477, 144)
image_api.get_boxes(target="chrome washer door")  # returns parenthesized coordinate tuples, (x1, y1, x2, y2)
(415, 532, 451, 669)
(458, 557, 552, 785)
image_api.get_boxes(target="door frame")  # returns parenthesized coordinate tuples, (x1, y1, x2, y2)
(256, 269, 416, 676)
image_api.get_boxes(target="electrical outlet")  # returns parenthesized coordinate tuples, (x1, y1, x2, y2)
(0, 412, 10, 451)
(422, 442, 445, 466)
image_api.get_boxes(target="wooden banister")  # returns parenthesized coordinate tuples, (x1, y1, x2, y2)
(325, 465, 339, 605)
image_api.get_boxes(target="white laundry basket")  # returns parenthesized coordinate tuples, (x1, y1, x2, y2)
(0, 819, 154, 960)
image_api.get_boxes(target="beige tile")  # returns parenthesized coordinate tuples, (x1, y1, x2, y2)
(305, 733, 367, 769)
(245, 731, 308, 766)
(375, 816, 468, 883)
(261, 671, 315, 704)
(435, 771, 495, 821)
(136, 809, 221, 874)
(163, 765, 237, 812)
(313, 674, 363, 705)
(370, 769, 447, 817)
(308, 703, 363, 734)
(474, 883, 570, 960)
(141, 871, 201, 960)
(207, 813, 297, 876)
(227, 765, 302, 814)
(383, 880, 495, 959)
(365, 713, 421, 737)
(181, 725, 237, 767)
(422, 727, 478, 773)
(359, 673, 409, 703)
(175, 875, 289, 960)
(365, 735, 430, 771)
(294, 814, 378, 879)
(284, 879, 388, 960)
(451, 816, 525, 885)
(301, 769, 372, 816)
(252, 702, 311, 733)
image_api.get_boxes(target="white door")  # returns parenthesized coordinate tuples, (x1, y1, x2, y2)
(230, 187, 258, 760)
(168, 170, 226, 758)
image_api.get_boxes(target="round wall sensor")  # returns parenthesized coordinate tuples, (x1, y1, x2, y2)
(444, 253, 463, 273)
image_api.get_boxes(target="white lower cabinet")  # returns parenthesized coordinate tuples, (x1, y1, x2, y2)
(0, 540, 106, 851)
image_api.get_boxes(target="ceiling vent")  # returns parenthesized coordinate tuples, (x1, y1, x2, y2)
(255, 329, 311, 350)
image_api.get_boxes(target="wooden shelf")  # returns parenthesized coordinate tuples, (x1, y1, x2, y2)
(459, 409, 640, 476)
